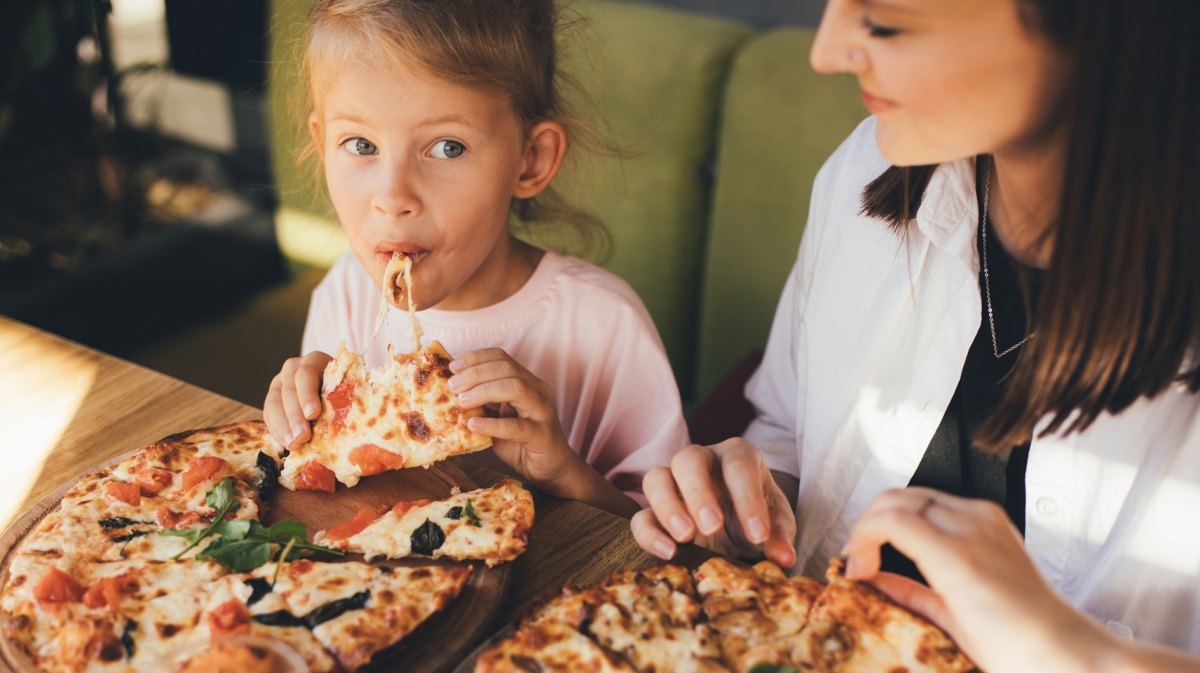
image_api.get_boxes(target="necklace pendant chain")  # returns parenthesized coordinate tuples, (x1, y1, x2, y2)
(981, 158, 1036, 359)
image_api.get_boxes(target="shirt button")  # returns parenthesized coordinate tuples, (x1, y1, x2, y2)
(1036, 497, 1059, 518)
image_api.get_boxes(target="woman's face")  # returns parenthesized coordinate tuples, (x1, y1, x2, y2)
(811, 0, 1069, 166)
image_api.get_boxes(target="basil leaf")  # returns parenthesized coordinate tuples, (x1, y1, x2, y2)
(747, 665, 798, 673)
(159, 527, 202, 541)
(462, 498, 481, 527)
(205, 477, 240, 512)
(267, 520, 307, 542)
(200, 539, 272, 572)
(210, 518, 252, 541)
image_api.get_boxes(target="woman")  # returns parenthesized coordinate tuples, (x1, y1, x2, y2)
(632, 0, 1200, 670)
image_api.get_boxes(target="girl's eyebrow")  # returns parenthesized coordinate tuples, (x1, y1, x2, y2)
(416, 114, 477, 129)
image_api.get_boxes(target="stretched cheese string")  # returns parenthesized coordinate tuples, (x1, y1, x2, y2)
(370, 253, 424, 353)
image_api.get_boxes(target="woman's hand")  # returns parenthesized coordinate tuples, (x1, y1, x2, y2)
(842, 487, 1125, 673)
(449, 348, 637, 516)
(263, 351, 333, 450)
(630, 438, 797, 566)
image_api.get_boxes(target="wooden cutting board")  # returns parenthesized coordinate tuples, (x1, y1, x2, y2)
(0, 444, 509, 673)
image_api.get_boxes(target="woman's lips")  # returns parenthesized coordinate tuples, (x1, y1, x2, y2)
(860, 89, 898, 114)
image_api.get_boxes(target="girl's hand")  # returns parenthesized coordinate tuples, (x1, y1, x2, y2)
(841, 487, 1122, 673)
(448, 349, 584, 494)
(630, 439, 798, 567)
(264, 351, 333, 450)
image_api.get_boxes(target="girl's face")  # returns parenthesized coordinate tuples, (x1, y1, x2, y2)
(811, 0, 1068, 166)
(312, 58, 536, 311)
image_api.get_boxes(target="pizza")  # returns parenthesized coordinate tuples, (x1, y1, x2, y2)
(314, 480, 534, 566)
(279, 341, 493, 492)
(474, 558, 978, 673)
(1, 421, 501, 673)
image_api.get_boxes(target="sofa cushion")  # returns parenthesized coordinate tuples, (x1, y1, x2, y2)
(693, 28, 865, 402)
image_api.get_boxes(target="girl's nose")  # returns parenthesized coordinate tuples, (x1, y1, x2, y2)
(371, 161, 421, 218)
(811, 0, 869, 75)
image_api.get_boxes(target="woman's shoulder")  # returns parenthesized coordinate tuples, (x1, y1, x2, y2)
(813, 116, 893, 208)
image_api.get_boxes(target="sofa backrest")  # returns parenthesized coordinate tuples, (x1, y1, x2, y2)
(693, 28, 866, 401)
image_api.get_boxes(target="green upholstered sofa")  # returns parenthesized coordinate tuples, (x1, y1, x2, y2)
(134, 0, 865, 429)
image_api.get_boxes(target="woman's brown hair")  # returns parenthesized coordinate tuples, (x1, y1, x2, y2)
(302, 0, 610, 258)
(861, 0, 1200, 450)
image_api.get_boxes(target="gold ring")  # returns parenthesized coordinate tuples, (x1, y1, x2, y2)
(916, 496, 936, 518)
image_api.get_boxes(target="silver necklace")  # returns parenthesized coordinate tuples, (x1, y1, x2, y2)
(980, 159, 1036, 359)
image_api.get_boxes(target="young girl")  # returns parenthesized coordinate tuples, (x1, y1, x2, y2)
(262, 0, 688, 517)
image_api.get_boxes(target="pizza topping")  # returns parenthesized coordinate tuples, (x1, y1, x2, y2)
(391, 498, 433, 517)
(104, 481, 142, 506)
(243, 577, 273, 607)
(135, 467, 174, 495)
(410, 519, 446, 556)
(120, 619, 136, 659)
(32, 567, 85, 609)
(304, 589, 372, 628)
(446, 498, 482, 527)
(326, 506, 388, 542)
(82, 576, 127, 610)
(181, 456, 230, 492)
(99, 516, 144, 529)
(327, 380, 358, 433)
(295, 460, 337, 493)
(348, 443, 407, 476)
(255, 451, 281, 501)
(157, 507, 203, 530)
(207, 598, 253, 637)
(251, 609, 306, 628)
(111, 529, 150, 543)
(404, 412, 432, 442)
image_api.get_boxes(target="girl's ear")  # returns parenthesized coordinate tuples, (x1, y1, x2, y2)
(514, 121, 568, 199)
(308, 112, 326, 160)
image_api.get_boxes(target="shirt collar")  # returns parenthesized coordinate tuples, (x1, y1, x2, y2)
(914, 157, 980, 271)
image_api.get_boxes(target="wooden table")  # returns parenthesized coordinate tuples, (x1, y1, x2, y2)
(0, 315, 712, 659)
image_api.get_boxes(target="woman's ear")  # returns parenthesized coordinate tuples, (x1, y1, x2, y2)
(514, 121, 569, 199)
(308, 112, 326, 160)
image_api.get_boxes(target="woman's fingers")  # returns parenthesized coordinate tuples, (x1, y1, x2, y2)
(631, 508, 677, 560)
(670, 445, 726, 536)
(868, 572, 954, 629)
(718, 441, 772, 544)
(761, 472, 798, 567)
(643, 467, 696, 543)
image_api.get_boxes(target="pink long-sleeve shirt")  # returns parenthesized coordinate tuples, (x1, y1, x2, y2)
(301, 250, 690, 501)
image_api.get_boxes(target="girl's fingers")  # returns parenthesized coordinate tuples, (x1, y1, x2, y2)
(669, 446, 726, 537)
(457, 378, 554, 422)
(867, 572, 953, 630)
(717, 441, 772, 544)
(296, 353, 331, 420)
(631, 508, 678, 560)
(643, 467, 696, 543)
(263, 376, 290, 446)
(450, 359, 552, 401)
(467, 415, 549, 446)
(276, 360, 311, 449)
(448, 348, 512, 373)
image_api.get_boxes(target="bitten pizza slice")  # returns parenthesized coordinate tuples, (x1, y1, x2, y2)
(693, 557, 824, 672)
(280, 341, 492, 491)
(314, 480, 534, 566)
(792, 558, 977, 673)
(251, 560, 472, 672)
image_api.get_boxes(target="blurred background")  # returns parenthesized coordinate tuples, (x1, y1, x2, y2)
(0, 0, 859, 420)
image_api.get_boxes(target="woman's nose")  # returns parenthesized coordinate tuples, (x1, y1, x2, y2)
(811, 0, 868, 75)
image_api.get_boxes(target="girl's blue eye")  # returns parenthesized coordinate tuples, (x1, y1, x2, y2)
(345, 137, 377, 156)
(431, 139, 466, 159)
(861, 16, 901, 38)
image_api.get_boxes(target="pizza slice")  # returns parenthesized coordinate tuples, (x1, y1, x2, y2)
(790, 558, 977, 673)
(693, 557, 824, 671)
(280, 341, 492, 491)
(251, 560, 472, 671)
(314, 480, 534, 566)
(474, 618, 639, 673)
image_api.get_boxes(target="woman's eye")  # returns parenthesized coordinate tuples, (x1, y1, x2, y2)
(430, 139, 466, 159)
(343, 137, 377, 156)
(861, 16, 901, 38)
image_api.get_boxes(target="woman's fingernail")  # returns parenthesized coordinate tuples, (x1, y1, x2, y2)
(669, 515, 691, 540)
(654, 539, 676, 559)
(304, 403, 318, 417)
(747, 516, 768, 543)
(698, 507, 721, 534)
(292, 423, 307, 441)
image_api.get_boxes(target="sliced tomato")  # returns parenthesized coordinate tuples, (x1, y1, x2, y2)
(206, 599, 251, 638)
(391, 498, 433, 517)
(156, 507, 202, 529)
(134, 467, 173, 495)
(103, 482, 141, 506)
(33, 568, 85, 610)
(325, 505, 388, 542)
(82, 576, 127, 611)
(181, 456, 229, 491)
(349, 444, 406, 476)
(327, 380, 358, 433)
(294, 461, 337, 493)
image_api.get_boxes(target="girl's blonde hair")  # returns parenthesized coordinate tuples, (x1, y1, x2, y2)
(301, 0, 610, 259)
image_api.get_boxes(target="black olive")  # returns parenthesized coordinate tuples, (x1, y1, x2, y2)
(243, 577, 272, 607)
(120, 620, 136, 659)
(100, 517, 141, 529)
(446, 506, 463, 519)
(303, 590, 371, 628)
(251, 611, 306, 628)
(410, 519, 446, 556)
(256, 451, 281, 501)
(111, 530, 149, 543)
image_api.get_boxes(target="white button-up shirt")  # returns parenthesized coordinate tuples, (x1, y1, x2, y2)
(745, 117, 1200, 652)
